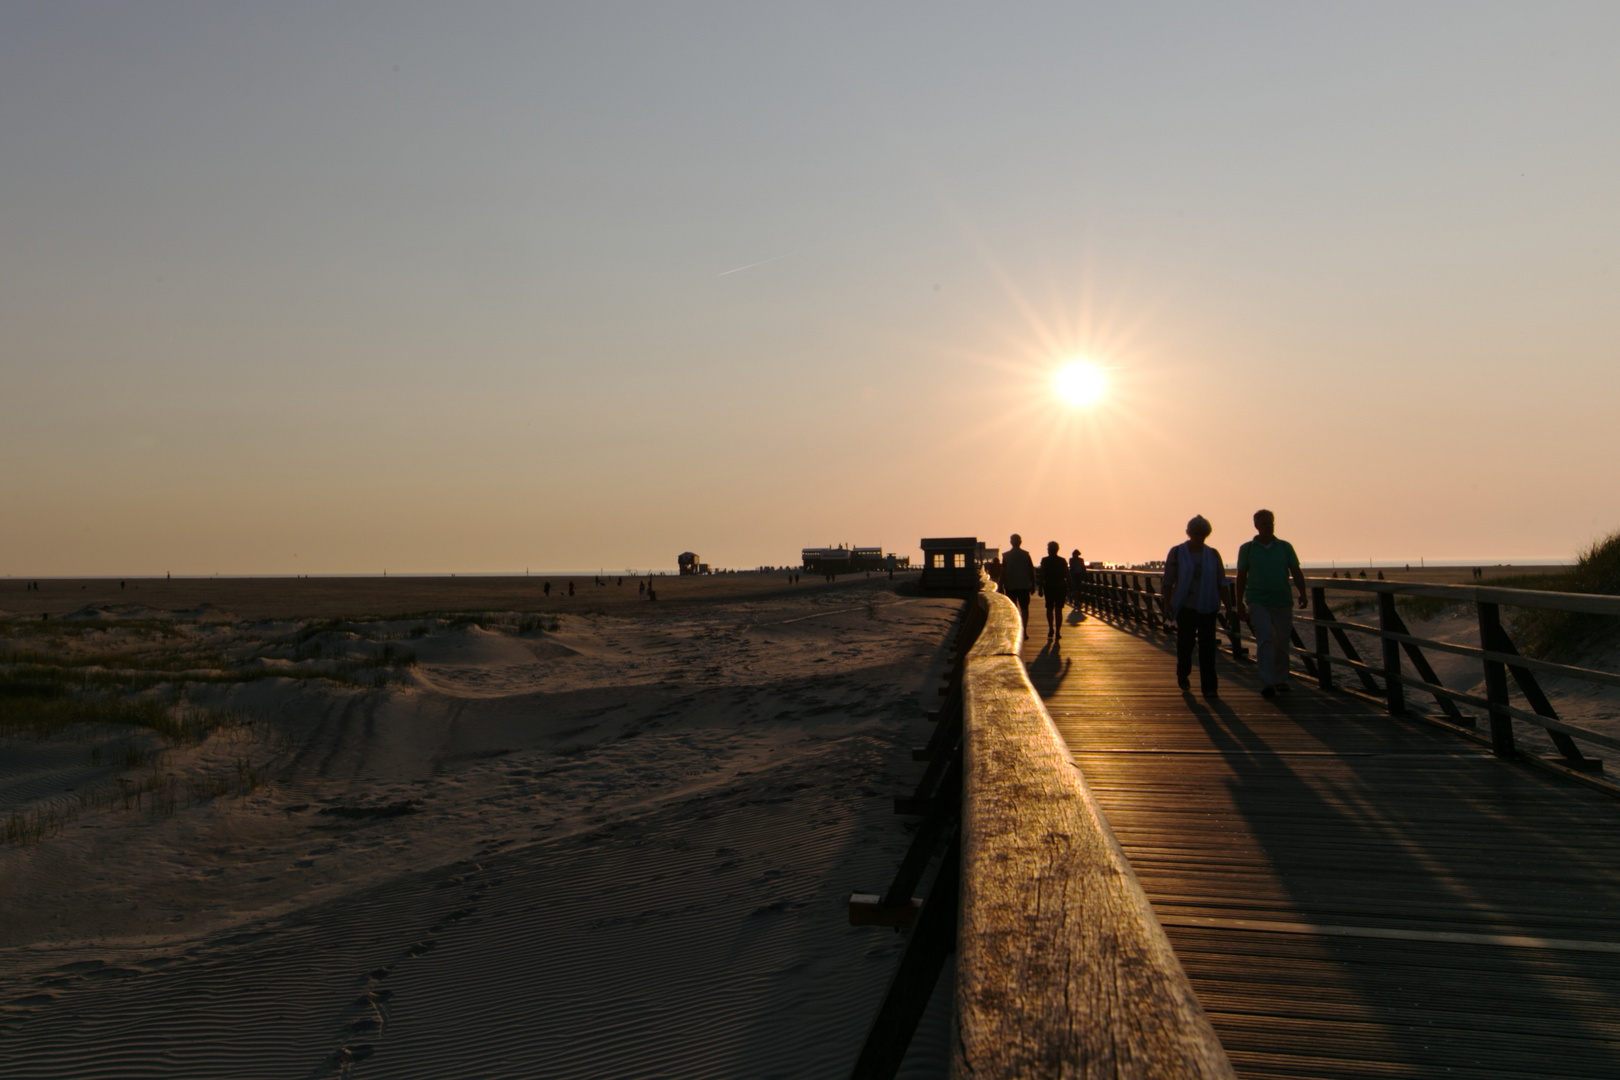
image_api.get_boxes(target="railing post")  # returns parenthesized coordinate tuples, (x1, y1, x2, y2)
(1221, 584, 1244, 660)
(1312, 588, 1332, 690)
(1377, 592, 1406, 716)
(1477, 601, 1516, 758)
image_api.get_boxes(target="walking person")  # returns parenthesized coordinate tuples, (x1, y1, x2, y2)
(1234, 509, 1308, 699)
(1161, 515, 1226, 698)
(999, 534, 1037, 640)
(1067, 549, 1087, 614)
(1039, 541, 1070, 640)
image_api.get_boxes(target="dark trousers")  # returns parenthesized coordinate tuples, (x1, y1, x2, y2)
(1176, 607, 1219, 693)
(1006, 588, 1032, 630)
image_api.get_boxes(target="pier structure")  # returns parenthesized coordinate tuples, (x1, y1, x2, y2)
(852, 573, 1620, 1079)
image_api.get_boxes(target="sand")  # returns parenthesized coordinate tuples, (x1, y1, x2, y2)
(0, 574, 959, 1078)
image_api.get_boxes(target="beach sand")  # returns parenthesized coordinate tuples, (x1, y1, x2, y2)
(0, 574, 959, 1078)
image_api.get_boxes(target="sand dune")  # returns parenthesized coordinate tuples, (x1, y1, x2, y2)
(0, 577, 957, 1078)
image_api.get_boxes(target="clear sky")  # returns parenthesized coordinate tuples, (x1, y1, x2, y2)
(4, 2, 1617, 574)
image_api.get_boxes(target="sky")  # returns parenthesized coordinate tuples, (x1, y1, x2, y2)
(3, 1, 1617, 575)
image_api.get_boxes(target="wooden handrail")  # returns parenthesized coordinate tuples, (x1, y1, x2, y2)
(1291, 615, 1620, 690)
(1299, 576, 1620, 616)
(953, 588, 1235, 1079)
(1074, 568, 1620, 785)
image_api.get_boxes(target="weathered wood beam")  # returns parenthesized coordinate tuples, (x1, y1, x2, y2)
(953, 590, 1235, 1080)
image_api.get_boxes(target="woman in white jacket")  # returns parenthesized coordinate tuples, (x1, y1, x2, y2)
(1161, 515, 1226, 699)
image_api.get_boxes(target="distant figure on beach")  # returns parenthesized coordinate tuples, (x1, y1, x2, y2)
(568, 581, 575, 597)
(647, 583, 657, 601)
(544, 581, 551, 596)
(1377, 570, 1385, 580)
(1234, 509, 1308, 700)
(1040, 542, 1069, 641)
(1162, 515, 1225, 699)
(638, 581, 645, 596)
(999, 534, 1036, 640)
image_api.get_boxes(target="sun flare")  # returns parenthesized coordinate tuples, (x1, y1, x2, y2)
(1054, 361, 1106, 407)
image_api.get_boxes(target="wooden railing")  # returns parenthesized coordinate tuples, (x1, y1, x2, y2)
(850, 583, 1235, 1078)
(1074, 570, 1620, 784)
(952, 587, 1235, 1078)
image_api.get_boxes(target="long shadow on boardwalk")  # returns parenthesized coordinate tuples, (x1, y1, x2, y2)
(1030, 617, 1620, 1080)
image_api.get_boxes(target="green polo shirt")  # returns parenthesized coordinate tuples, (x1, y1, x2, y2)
(1237, 538, 1300, 607)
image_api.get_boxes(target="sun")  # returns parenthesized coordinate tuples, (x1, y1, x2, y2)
(1054, 361, 1106, 407)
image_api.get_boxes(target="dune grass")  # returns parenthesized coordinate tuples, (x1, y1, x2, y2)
(0, 678, 172, 739)
(1397, 594, 1460, 621)
(1497, 531, 1620, 659)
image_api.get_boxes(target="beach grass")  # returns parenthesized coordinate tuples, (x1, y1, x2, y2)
(1499, 531, 1620, 658)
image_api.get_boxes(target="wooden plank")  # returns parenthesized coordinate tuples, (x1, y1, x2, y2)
(1024, 617, 1620, 1080)
(953, 589, 1236, 1079)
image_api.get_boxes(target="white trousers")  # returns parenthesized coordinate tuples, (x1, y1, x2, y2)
(1249, 604, 1293, 686)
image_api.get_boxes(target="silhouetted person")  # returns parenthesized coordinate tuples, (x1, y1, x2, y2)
(1234, 509, 1307, 699)
(1068, 549, 1086, 606)
(568, 581, 575, 597)
(639, 581, 645, 596)
(544, 581, 551, 596)
(999, 534, 1036, 640)
(1040, 541, 1069, 640)
(647, 584, 657, 601)
(1162, 515, 1225, 699)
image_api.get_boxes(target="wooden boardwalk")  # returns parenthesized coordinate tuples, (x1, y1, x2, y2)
(1023, 615, 1620, 1080)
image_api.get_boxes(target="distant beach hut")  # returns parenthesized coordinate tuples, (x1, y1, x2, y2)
(678, 552, 700, 576)
(919, 537, 981, 592)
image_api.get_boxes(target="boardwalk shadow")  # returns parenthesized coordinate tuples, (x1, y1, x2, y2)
(1052, 616, 1620, 1077)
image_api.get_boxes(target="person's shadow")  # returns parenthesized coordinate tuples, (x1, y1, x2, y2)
(1025, 638, 1071, 697)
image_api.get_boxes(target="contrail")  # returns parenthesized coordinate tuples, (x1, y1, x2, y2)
(718, 248, 821, 277)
